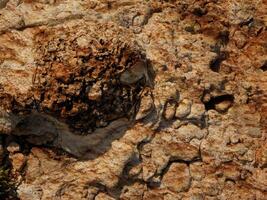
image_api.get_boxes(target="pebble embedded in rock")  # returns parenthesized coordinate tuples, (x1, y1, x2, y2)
(188, 103, 206, 119)
(7, 142, 20, 154)
(87, 81, 102, 101)
(95, 192, 115, 200)
(242, 126, 262, 138)
(215, 100, 233, 113)
(162, 163, 191, 192)
(230, 134, 241, 144)
(233, 31, 247, 49)
(9, 153, 26, 172)
(135, 92, 154, 120)
(164, 101, 177, 120)
(175, 99, 192, 119)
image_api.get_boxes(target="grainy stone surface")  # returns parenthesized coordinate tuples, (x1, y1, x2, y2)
(0, 0, 266, 199)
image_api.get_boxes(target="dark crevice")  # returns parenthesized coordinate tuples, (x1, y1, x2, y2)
(239, 17, 254, 27)
(209, 51, 229, 72)
(0, 136, 19, 200)
(218, 31, 230, 46)
(204, 94, 234, 112)
(192, 7, 208, 17)
(260, 61, 267, 71)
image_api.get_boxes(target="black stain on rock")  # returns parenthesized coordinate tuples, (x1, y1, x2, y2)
(209, 51, 229, 72)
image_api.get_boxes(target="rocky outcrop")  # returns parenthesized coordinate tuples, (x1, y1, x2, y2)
(0, 0, 266, 199)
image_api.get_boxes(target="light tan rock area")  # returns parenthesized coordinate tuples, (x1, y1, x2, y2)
(0, 0, 267, 199)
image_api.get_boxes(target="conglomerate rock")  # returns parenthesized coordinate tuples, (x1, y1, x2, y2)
(0, 0, 266, 199)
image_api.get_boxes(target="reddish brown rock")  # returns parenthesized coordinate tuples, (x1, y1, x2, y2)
(162, 163, 191, 192)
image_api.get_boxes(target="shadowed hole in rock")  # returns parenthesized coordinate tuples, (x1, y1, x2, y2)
(239, 17, 254, 27)
(260, 61, 267, 71)
(192, 7, 207, 17)
(209, 51, 229, 72)
(204, 94, 234, 113)
(0, 136, 19, 200)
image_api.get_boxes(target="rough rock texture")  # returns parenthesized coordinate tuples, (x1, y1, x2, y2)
(0, 0, 266, 199)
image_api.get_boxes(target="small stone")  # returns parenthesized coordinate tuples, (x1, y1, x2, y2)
(239, 149, 255, 162)
(175, 124, 206, 142)
(246, 169, 267, 191)
(222, 165, 241, 181)
(135, 92, 154, 120)
(215, 100, 232, 113)
(201, 178, 221, 196)
(256, 144, 267, 167)
(243, 126, 262, 138)
(76, 36, 89, 48)
(164, 101, 177, 120)
(202, 93, 211, 103)
(187, 103, 205, 119)
(142, 163, 156, 181)
(190, 162, 206, 181)
(161, 163, 191, 192)
(230, 134, 240, 144)
(190, 193, 204, 200)
(86, 186, 99, 199)
(10, 153, 26, 172)
(120, 182, 146, 200)
(128, 163, 142, 178)
(175, 99, 191, 118)
(88, 81, 102, 101)
(17, 185, 43, 200)
(233, 31, 247, 49)
(7, 142, 20, 153)
(133, 15, 145, 27)
(185, 21, 201, 34)
(95, 192, 115, 200)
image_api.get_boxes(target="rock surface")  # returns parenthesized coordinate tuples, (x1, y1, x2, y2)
(0, 0, 266, 199)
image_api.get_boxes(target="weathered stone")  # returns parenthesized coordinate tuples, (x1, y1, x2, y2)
(7, 142, 20, 154)
(120, 182, 147, 200)
(9, 153, 26, 172)
(95, 193, 115, 200)
(214, 100, 233, 113)
(135, 89, 154, 120)
(175, 99, 192, 119)
(17, 184, 43, 200)
(161, 163, 191, 192)
(190, 162, 206, 181)
(164, 101, 177, 120)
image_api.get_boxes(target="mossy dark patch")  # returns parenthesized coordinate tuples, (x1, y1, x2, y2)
(0, 163, 18, 199)
(12, 26, 148, 135)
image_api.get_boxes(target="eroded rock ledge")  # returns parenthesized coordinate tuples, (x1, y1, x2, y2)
(0, 0, 266, 199)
